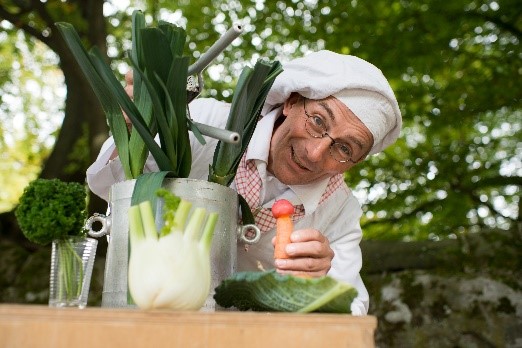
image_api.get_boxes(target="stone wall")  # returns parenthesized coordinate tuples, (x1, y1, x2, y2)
(362, 229, 522, 347)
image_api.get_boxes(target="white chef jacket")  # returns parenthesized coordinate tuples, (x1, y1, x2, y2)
(87, 97, 369, 315)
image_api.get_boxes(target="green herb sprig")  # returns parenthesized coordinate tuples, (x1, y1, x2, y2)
(15, 178, 89, 303)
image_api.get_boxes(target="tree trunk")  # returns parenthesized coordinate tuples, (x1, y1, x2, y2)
(0, 0, 110, 245)
(34, 0, 110, 249)
(39, 0, 109, 216)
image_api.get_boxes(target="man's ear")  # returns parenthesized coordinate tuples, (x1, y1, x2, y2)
(282, 93, 301, 115)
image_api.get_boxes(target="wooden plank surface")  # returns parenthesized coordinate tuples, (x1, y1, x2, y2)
(0, 304, 376, 348)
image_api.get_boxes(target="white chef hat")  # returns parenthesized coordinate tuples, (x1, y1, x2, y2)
(263, 50, 402, 155)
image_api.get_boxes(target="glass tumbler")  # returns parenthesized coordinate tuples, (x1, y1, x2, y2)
(49, 236, 98, 308)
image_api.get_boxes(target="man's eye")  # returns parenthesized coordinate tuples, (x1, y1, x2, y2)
(312, 115, 326, 128)
(338, 143, 352, 156)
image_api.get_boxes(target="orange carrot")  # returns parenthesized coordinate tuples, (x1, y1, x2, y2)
(272, 199, 295, 259)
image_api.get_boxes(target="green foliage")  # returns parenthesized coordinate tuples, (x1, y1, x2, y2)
(0, 29, 60, 212)
(142, 0, 521, 240)
(1, 0, 520, 241)
(15, 179, 87, 245)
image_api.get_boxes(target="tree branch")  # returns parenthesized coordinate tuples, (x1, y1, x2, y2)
(0, 4, 50, 45)
(468, 190, 517, 222)
(362, 198, 443, 228)
(478, 175, 522, 187)
(468, 11, 522, 38)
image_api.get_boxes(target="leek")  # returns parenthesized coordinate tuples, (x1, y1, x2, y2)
(57, 10, 282, 184)
(208, 59, 283, 187)
(207, 59, 283, 224)
(128, 189, 218, 310)
(56, 11, 196, 179)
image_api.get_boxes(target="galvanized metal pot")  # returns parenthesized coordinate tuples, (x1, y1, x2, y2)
(85, 178, 260, 310)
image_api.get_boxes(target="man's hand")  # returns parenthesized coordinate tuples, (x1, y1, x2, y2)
(123, 71, 134, 126)
(273, 229, 334, 277)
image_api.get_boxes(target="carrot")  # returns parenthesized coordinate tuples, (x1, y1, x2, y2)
(271, 199, 295, 259)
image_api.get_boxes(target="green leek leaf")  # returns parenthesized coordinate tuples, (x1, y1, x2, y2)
(159, 22, 186, 58)
(155, 73, 178, 167)
(238, 194, 255, 225)
(140, 28, 173, 95)
(209, 60, 283, 187)
(166, 56, 191, 177)
(131, 11, 146, 101)
(187, 119, 206, 145)
(89, 47, 156, 179)
(128, 81, 154, 178)
(127, 56, 174, 171)
(87, 47, 171, 174)
(131, 171, 171, 215)
(55, 22, 134, 179)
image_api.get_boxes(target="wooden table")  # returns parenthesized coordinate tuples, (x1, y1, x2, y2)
(0, 304, 377, 347)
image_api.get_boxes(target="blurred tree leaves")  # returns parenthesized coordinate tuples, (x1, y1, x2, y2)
(0, 0, 520, 240)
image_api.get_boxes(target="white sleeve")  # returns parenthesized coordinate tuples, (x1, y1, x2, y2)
(186, 98, 231, 181)
(86, 137, 120, 202)
(326, 195, 370, 316)
(86, 135, 161, 201)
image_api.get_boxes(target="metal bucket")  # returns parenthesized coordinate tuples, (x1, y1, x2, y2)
(85, 178, 260, 310)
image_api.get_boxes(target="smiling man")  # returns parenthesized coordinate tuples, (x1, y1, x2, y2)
(268, 94, 374, 185)
(87, 50, 402, 315)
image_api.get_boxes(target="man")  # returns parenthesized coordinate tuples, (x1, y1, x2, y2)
(87, 50, 402, 315)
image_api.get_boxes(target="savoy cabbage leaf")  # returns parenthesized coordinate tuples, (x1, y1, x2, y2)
(214, 270, 357, 313)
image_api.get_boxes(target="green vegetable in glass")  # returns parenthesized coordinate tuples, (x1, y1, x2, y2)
(213, 270, 358, 313)
(15, 178, 88, 302)
(15, 179, 87, 245)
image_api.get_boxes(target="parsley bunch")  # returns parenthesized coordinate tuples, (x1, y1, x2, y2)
(15, 179, 87, 245)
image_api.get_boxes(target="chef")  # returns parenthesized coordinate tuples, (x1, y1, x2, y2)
(87, 50, 402, 315)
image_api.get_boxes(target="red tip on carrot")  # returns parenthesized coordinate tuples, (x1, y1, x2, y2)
(272, 199, 294, 259)
(271, 199, 294, 218)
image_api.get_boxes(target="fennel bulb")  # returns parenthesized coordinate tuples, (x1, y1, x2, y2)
(128, 189, 218, 310)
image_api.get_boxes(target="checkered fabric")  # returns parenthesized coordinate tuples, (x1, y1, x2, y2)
(235, 153, 347, 233)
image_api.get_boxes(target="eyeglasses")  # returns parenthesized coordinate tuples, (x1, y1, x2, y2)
(302, 98, 362, 164)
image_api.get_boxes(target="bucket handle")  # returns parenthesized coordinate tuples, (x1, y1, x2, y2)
(238, 224, 261, 244)
(85, 213, 260, 243)
(85, 213, 111, 238)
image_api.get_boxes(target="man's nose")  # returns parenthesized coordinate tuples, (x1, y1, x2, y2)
(306, 137, 331, 162)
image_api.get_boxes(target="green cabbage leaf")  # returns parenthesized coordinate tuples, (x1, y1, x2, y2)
(213, 270, 357, 313)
